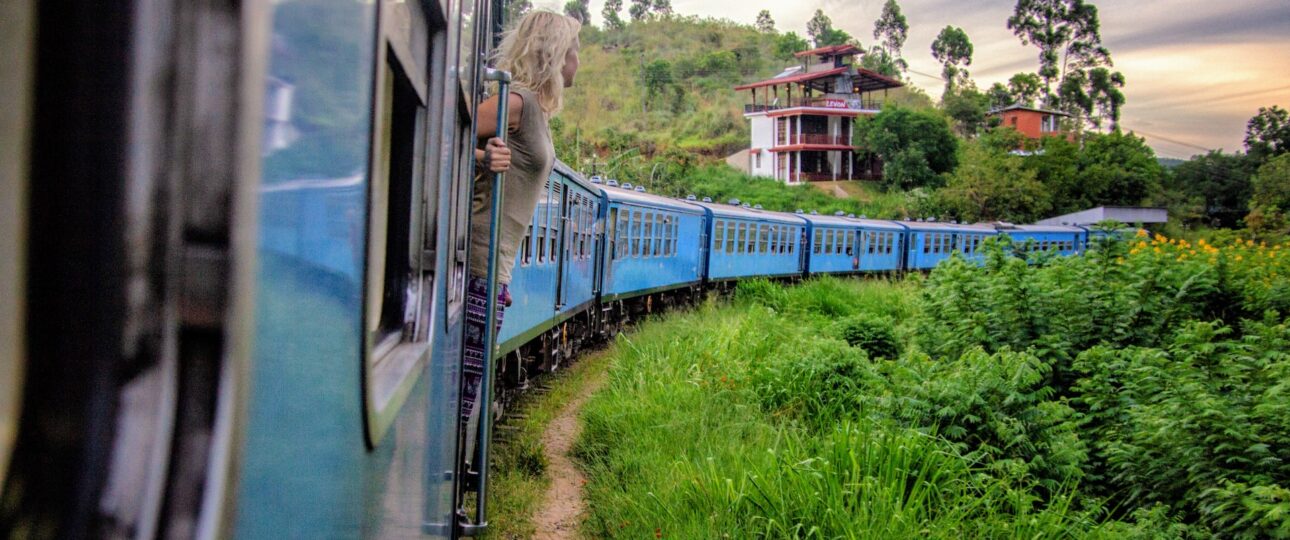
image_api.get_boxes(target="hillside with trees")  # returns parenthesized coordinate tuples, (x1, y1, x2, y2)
(527, 1, 1287, 238)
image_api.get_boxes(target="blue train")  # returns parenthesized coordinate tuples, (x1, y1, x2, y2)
(2, 0, 1098, 538)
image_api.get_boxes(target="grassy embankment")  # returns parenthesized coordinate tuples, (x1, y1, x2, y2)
(574, 233, 1290, 538)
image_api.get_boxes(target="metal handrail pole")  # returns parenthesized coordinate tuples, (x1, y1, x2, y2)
(470, 67, 511, 533)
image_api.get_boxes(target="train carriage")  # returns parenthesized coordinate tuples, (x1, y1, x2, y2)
(692, 200, 809, 282)
(904, 221, 999, 270)
(498, 163, 602, 357)
(850, 217, 907, 272)
(599, 182, 706, 301)
(998, 224, 1087, 256)
(799, 212, 870, 275)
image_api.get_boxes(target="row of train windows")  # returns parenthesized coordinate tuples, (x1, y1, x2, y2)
(812, 228, 855, 256)
(863, 231, 897, 255)
(1023, 239, 1076, 252)
(922, 233, 989, 254)
(712, 220, 799, 256)
(612, 208, 680, 260)
(519, 190, 598, 266)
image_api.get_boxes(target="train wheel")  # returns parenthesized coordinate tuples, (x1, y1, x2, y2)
(0, 1, 265, 538)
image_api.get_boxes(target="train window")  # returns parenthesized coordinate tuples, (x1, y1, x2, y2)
(713, 220, 724, 252)
(770, 226, 779, 254)
(923, 234, 931, 254)
(724, 222, 734, 254)
(522, 225, 533, 265)
(671, 219, 678, 256)
(537, 225, 548, 262)
(641, 213, 652, 257)
(757, 224, 767, 253)
(617, 210, 629, 260)
(813, 229, 822, 254)
(656, 214, 664, 257)
(736, 223, 746, 254)
(608, 208, 618, 260)
(630, 211, 640, 257)
(838, 231, 847, 255)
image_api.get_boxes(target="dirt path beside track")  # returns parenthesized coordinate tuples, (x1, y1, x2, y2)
(531, 369, 606, 539)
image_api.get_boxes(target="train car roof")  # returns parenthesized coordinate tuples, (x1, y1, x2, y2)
(798, 213, 905, 231)
(553, 161, 603, 195)
(687, 200, 810, 224)
(898, 220, 997, 232)
(1001, 224, 1087, 233)
(596, 183, 706, 214)
(846, 217, 908, 231)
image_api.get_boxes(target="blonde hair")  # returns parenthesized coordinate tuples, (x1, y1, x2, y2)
(494, 11, 581, 116)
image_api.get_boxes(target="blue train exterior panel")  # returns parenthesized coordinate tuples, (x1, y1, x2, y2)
(852, 218, 907, 272)
(904, 222, 999, 269)
(1000, 225, 1087, 256)
(601, 186, 706, 299)
(694, 202, 807, 281)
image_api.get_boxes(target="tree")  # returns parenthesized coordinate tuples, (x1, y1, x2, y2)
(805, 9, 853, 48)
(855, 107, 958, 191)
(987, 83, 1013, 110)
(1245, 105, 1290, 163)
(563, 0, 590, 25)
(773, 32, 809, 60)
(1086, 67, 1125, 130)
(628, 0, 650, 21)
(1008, 72, 1043, 106)
(938, 140, 1051, 222)
(1078, 130, 1163, 207)
(642, 59, 678, 113)
(602, 0, 624, 30)
(1167, 150, 1255, 227)
(652, 0, 672, 16)
(1246, 153, 1290, 235)
(1007, 0, 1112, 104)
(1007, 0, 1124, 127)
(756, 10, 775, 33)
(872, 0, 909, 74)
(931, 26, 973, 95)
(941, 86, 990, 137)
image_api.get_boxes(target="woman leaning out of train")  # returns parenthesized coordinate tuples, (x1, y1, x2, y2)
(463, 10, 582, 462)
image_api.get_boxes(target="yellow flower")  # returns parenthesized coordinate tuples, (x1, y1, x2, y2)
(1136, 229, 1149, 237)
(1116, 257, 1125, 264)
(1154, 247, 1162, 254)
(1235, 255, 1244, 261)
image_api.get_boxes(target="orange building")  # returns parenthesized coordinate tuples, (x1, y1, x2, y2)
(990, 104, 1072, 141)
(733, 44, 903, 183)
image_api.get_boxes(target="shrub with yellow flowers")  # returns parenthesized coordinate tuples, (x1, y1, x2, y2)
(913, 231, 1290, 538)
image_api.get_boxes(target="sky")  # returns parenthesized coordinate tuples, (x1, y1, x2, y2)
(536, 0, 1290, 160)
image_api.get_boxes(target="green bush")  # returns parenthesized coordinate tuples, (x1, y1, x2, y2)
(834, 313, 901, 360)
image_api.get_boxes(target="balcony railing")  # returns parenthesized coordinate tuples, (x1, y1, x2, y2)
(744, 97, 884, 114)
(778, 133, 851, 146)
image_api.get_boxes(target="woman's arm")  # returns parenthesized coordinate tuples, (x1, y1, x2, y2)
(473, 91, 525, 174)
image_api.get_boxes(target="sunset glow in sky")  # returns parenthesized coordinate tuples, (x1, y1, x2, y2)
(545, 0, 1290, 159)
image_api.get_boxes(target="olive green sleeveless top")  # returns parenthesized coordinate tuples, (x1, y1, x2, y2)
(469, 88, 554, 284)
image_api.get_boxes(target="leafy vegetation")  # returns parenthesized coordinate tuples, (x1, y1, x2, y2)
(575, 232, 1290, 537)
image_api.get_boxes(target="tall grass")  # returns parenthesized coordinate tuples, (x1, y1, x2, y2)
(575, 278, 1110, 538)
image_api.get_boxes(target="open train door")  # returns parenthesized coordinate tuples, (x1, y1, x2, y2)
(0, 0, 267, 537)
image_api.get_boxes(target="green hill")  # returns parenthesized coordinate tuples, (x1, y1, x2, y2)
(555, 16, 928, 172)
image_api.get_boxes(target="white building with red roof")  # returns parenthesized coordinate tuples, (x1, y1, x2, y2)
(734, 44, 903, 183)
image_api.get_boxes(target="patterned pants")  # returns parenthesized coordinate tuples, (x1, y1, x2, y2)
(461, 276, 509, 430)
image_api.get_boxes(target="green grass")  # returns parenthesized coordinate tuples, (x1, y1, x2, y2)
(573, 277, 1111, 538)
(482, 350, 611, 540)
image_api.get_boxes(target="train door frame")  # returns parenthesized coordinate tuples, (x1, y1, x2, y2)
(554, 177, 571, 309)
